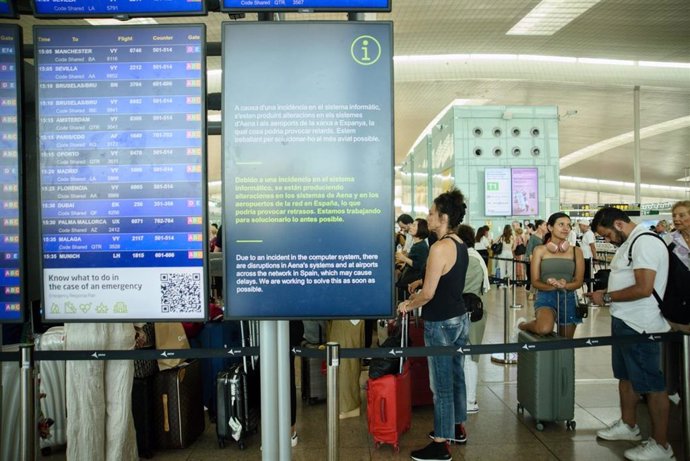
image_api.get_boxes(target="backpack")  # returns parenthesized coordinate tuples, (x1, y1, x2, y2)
(627, 232, 690, 324)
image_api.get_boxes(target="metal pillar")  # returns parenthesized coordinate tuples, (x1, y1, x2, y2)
(633, 86, 641, 203)
(326, 342, 340, 461)
(260, 321, 279, 461)
(276, 321, 291, 461)
(491, 280, 517, 364)
(19, 344, 35, 461)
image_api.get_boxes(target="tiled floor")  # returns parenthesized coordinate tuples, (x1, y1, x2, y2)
(40, 286, 686, 460)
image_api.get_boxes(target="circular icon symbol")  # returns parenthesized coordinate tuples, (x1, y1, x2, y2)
(351, 35, 382, 66)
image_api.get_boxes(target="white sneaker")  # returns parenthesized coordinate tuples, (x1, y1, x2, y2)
(291, 431, 298, 448)
(624, 438, 675, 461)
(466, 401, 479, 414)
(512, 317, 527, 342)
(596, 419, 642, 441)
(668, 392, 681, 405)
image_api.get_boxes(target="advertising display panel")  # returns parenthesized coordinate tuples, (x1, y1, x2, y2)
(36, 25, 207, 321)
(222, 0, 390, 12)
(511, 167, 538, 216)
(32, 0, 205, 17)
(484, 168, 511, 216)
(222, 21, 394, 319)
(0, 24, 23, 322)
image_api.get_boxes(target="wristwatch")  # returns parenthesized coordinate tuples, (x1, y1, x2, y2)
(603, 292, 613, 304)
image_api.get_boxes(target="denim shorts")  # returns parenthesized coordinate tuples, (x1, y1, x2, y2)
(534, 290, 582, 325)
(611, 317, 665, 393)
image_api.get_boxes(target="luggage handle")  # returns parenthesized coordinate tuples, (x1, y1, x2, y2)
(400, 311, 408, 374)
(162, 393, 170, 432)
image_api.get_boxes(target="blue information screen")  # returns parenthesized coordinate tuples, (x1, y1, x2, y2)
(222, 22, 394, 319)
(33, 0, 205, 17)
(0, 0, 15, 18)
(222, 0, 389, 11)
(36, 25, 207, 322)
(0, 25, 22, 323)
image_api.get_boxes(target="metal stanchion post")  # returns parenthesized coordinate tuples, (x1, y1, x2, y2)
(326, 342, 340, 461)
(682, 334, 690, 461)
(491, 270, 517, 365)
(511, 260, 523, 309)
(19, 344, 35, 461)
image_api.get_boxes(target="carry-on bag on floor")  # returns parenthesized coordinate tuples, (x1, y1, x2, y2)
(153, 360, 205, 449)
(132, 375, 156, 459)
(367, 313, 412, 452)
(516, 328, 575, 430)
(406, 316, 433, 407)
(216, 321, 260, 450)
(196, 320, 242, 420)
(301, 342, 327, 404)
(35, 326, 67, 455)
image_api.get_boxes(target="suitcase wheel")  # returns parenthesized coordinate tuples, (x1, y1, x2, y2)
(393, 444, 400, 453)
(516, 403, 524, 414)
(374, 442, 381, 449)
(535, 421, 544, 431)
(238, 440, 246, 450)
(218, 437, 225, 449)
(566, 420, 576, 431)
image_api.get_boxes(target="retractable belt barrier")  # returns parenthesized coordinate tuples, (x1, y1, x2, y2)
(0, 332, 683, 362)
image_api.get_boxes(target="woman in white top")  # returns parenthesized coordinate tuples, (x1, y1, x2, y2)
(474, 225, 490, 266)
(497, 224, 515, 280)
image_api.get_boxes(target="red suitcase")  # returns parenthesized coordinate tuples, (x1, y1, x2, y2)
(407, 316, 433, 407)
(367, 314, 412, 452)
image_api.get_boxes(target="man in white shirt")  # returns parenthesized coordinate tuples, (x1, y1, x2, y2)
(578, 219, 597, 292)
(587, 207, 673, 461)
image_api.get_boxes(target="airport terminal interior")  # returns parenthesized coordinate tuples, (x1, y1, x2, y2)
(2, 0, 690, 460)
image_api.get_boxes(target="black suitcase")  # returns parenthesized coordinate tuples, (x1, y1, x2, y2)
(132, 375, 155, 459)
(216, 321, 260, 450)
(153, 360, 205, 449)
(301, 343, 327, 404)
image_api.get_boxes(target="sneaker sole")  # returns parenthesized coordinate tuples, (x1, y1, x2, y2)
(596, 433, 642, 442)
(427, 433, 467, 445)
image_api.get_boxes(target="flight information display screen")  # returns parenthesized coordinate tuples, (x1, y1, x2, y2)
(0, 0, 18, 19)
(0, 24, 23, 323)
(35, 25, 207, 321)
(221, 0, 390, 12)
(32, 0, 205, 17)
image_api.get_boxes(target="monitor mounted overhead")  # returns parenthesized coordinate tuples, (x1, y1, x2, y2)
(31, 0, 206, 18)
(221, 0, 390, 13)
(0, 0, 18, 19)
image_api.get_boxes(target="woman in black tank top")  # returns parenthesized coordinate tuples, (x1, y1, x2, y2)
(397, 188, 470, 460)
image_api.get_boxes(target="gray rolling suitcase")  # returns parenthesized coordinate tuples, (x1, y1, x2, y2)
(516, 290, 575, 431)
(301, 342, 327, 404)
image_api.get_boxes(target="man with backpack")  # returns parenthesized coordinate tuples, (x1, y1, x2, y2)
(587, 206, 673, 461)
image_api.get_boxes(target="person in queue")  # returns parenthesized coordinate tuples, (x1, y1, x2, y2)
(586, 207, 673, 461)
(515, 212, 584, 339)
(666, 200, 690, 332)
(398, 188, 469, 461)
(456, 224, 490, 414)
(395, 218, 430, 288)
(474, 225, 491, 267)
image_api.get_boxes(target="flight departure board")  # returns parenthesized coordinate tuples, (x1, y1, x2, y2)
(222, 0, 390, 12)
(33, 0, 205, 17)
(0, 0, 17, 19)
(0, 24, 23, 323)
(36, 25, 207, 322)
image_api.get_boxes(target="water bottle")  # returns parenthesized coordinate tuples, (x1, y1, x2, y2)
(496, 267, 501, 280)
(396, 244, 402, 252)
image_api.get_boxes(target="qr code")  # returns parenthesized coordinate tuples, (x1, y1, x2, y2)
(160, 273, 202, 313)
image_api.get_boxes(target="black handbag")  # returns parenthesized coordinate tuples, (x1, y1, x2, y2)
(463, 292, 484, 322)
(368, 335, 402, 379)
(491, 242, 503, 254)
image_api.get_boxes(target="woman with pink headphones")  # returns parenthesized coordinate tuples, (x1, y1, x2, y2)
(515, 212, 585, 339)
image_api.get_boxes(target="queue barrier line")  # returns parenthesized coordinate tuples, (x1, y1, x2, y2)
(0, 331, 682, 362)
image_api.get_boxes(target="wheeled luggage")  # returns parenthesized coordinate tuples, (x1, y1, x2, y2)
(301, 342, 327, 404)
(153, 360, 205, 449)
(132, 375, 156, 459)
(516, 329, 575, 431)
(216, 321, 260, 450)
(367, 313, 412, 452)
(407, 315, 433, 407)
(35, 326, 67, 454)
(196, 320, 242, 419)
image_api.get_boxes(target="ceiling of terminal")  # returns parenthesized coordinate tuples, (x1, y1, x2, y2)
(8, 0, 690, 199)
